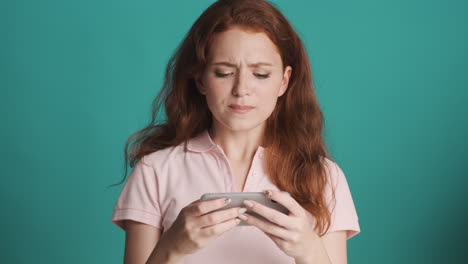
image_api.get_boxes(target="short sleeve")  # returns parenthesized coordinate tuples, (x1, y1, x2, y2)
(324, 160, 361, 240)
(111, 157, 163, 231)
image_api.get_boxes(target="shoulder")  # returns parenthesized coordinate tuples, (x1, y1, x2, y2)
(140, 131, 214, 168)
(321, 157, 347, 188)
(140, 143, 186, 168)
(322, 157, 342, 185)
(321, 157, 361, 239)
(321, 157, 355, 208)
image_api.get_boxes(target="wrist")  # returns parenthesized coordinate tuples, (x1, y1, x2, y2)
(294, 237, 331, 264)
(147, 241, 185, 264)
(294, 256, 313, 264)
(166, 250, 185, 264)
(295, 254, 330, 264)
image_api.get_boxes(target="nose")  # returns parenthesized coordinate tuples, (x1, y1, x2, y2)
(232, 69, 251, 97)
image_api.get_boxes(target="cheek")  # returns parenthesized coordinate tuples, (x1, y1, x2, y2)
(257, 82, 282, 113)
(258, 80, 282, 100)
(203, 83, 231, 109)
(205, 85, 229, 101)
(204, 76, 228, 93)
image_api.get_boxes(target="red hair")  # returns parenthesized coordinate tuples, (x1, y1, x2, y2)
(110, 0, 336, 236)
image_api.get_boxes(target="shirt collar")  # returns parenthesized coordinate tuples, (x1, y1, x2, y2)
(186, 129, 217, 153)
(186, 129, 265, 154)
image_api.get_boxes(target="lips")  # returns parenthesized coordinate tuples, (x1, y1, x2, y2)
(229, 104, 255, 110)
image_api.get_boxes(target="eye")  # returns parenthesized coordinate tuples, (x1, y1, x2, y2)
(215, 72, 232, 78)
(254, 73, 270, 79)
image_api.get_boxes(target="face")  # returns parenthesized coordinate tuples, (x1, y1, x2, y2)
(197, 26, 292, 133)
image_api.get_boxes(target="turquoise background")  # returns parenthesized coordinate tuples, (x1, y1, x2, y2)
(2, 0, 467, 263)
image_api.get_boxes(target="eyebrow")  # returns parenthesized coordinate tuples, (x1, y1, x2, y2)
(210, 61, 273, 67)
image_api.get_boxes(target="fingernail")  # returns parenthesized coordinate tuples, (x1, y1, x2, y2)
(225, 198, 231, 204)
(238, 214, 248, 221)
(235, 218, 241, 224)
(243, 200, 253, 207)
(239, 208, 247, 214)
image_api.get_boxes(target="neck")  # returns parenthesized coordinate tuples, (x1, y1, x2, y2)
(208, 124, 265, 162)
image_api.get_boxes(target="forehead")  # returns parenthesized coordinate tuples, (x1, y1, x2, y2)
(207, 27, 282, 66)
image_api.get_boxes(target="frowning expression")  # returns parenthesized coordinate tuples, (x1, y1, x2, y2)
(197, 26, 292, 132)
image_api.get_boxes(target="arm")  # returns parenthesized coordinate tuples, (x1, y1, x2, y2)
(123, 220, 161, 264)
(294, 230, 347, 264)
(123, 220, 185, 264)
(146, 236, 186, 264)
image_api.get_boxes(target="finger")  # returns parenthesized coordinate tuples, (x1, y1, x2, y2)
(200, 217, 241, 237)
(198, 206, 246, 227)
(189, 197, 231, 216)
(240, 213, 292, 240)
(265, 232, 287, 243)
(265, 232, 288, 248)
(264, 232, 291, 252)
(242, 199, 295, 230)
(264, 189, 304, 217)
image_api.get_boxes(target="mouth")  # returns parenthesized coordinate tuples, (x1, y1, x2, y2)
(228, 104, 255, 114)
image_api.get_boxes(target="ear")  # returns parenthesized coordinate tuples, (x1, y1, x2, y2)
(278, 66, 292, 97)
(195, 76, 207, 95)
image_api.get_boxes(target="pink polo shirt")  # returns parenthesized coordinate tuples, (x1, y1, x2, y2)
(111, 129, 361, 263)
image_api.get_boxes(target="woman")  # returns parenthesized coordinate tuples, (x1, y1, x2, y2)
(111, 0, 361, 263)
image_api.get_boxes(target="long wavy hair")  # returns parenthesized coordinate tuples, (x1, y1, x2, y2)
(109, 0, 336, 237)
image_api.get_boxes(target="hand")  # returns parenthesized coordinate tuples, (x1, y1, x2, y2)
(239, 190, 320, 261)
(157, 197, 245, 257)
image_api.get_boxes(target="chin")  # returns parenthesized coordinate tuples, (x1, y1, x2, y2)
(220, 119, 265, 132)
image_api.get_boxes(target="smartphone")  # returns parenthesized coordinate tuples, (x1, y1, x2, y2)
(200, 192, 290, 226)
